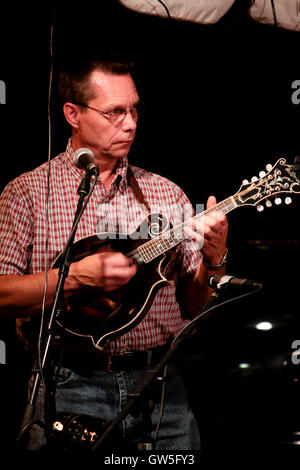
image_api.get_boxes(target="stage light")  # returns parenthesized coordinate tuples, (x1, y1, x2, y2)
(255, 321, 273, 331)
(238, 362, 250, 369)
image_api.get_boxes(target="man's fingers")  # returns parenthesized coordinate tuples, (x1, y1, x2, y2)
(206, 195, 217, 209)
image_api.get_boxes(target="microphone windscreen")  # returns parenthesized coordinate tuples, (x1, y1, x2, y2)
(73, 148, 95, 168)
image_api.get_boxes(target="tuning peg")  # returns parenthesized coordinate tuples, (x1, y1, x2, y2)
(285, 196, 292, 205)
(275, 197, 282, 205)
(259, 171, 266, 178)
(265, 200, 272, 208)
(256, 204, 264, 212)
(242, 179, 249, 185)
(266, 164, 272, 172)
(251, 176, 258, 182)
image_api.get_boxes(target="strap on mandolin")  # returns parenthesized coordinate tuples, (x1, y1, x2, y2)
(127, 166, 151, 216)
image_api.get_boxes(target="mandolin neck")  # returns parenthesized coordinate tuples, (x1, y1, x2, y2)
(135, 196, 237, 264)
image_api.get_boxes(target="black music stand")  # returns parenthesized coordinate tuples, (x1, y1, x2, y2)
(91, 287, 226, 451)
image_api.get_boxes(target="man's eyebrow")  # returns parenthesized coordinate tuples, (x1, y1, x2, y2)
(105, 98, 140, 109)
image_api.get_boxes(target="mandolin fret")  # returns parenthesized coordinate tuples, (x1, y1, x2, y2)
(199, 197, 237, 218)
(136, 227, 185, 263)
(137, 196, 238, 264)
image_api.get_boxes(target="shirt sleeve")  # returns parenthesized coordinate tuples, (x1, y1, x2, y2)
(0, 179, 34, 275)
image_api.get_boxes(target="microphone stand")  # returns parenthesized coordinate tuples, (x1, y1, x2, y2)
(91, 287, 224, 452)
(17, 170, 98, 445)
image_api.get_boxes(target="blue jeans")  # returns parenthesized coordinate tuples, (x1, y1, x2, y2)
(27, 361, 200, 451)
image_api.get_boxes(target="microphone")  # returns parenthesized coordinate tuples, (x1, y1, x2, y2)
(73, 148, 99, 176)
(209, 274, 263, 289)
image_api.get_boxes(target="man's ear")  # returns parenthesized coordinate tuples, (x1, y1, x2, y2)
(63, 102, 81, 128)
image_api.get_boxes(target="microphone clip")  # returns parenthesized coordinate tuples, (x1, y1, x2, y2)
(77, 172, 92, 197)
(209, 274, 263, 290)
(211, 275, 235, 289)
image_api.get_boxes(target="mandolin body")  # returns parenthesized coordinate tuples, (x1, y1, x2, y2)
(53, 214, 176, 350)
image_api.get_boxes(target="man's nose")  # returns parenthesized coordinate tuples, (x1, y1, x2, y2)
(122, 110, 138, 131)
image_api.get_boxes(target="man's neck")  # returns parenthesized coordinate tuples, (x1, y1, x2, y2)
(72, 138, 119, 191)
(99, 167, 117, 191)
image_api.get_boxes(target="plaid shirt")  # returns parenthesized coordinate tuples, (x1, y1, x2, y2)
(0, 140, 201, 353)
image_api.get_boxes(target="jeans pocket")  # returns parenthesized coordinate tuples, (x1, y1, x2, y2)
(55, 367, 74, 387)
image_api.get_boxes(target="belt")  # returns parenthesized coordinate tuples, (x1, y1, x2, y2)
(59, 345, 170, 374)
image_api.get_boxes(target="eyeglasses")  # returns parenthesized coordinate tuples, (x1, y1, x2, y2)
(74, 102, 142, 125)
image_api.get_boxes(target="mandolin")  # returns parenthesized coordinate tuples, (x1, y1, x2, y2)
(52, 158, 300, 350)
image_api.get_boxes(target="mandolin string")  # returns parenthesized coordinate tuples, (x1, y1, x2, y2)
(125, 180, 267, 261)
(125, 196, 236, 260)
(125, 199, 233, 259)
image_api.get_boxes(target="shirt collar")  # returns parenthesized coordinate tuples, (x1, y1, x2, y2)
(64, 138, 129, 193)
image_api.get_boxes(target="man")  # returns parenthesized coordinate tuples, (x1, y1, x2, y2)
(0, 51, 228, 450)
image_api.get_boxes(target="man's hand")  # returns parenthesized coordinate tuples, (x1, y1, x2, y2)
(68, 250, 138, 292)
(184, 195, 228, 265)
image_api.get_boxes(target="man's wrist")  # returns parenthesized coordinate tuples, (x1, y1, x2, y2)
(202, 248, 228, 270)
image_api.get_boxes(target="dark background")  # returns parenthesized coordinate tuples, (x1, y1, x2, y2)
(1, 0, 300, 453)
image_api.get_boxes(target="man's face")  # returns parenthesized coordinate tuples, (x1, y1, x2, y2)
(74, 70, 140, 163)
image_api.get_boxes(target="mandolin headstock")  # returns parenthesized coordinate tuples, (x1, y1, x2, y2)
(234, 158, 300, 211)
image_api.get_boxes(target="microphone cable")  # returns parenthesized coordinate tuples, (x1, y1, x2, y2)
(152, 363, 168, 445)
(156, 0, 171, 19)
(270, 0, 278, 27)
(38, 0, 56, 393)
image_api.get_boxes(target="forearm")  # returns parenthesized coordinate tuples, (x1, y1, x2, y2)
(0, 252, 137, 319)
(0, 268, 80, 319)
(182, 262, 226, 319)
